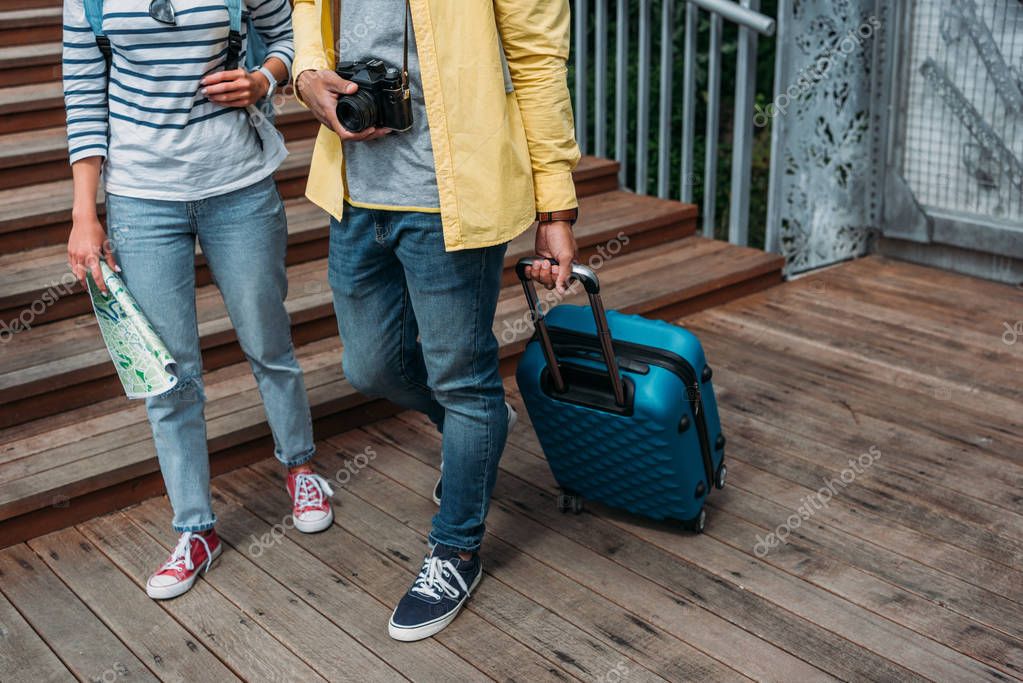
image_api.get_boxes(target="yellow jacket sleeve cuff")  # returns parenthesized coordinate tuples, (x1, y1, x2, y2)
(291, 0, 331, 109)
(532, 171, 579, 213)
(291, 64, 322, 108)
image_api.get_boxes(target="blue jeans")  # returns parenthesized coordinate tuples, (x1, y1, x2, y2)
(328, 205, 508, 552)
(106, 175, 315, 532)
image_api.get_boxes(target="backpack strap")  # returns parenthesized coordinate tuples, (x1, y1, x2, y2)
(224, 0, 243, 70)
(82, 0, 112, 69)
(244, 13, 265, 72)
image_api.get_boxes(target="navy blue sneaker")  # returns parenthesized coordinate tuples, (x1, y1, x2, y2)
(388, 545, 482, 641)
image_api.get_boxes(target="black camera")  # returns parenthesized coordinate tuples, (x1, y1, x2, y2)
(335, 59, 413, 133)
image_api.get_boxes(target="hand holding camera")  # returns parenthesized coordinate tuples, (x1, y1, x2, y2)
(333, 59, 414, 133)
(296, 70, 393, 142)
(298, 1, 413, 144)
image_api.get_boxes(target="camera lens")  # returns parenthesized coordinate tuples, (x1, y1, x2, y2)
(336, 91, 378, 133)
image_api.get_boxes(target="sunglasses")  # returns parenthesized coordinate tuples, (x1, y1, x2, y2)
(149, 0, 176, 25)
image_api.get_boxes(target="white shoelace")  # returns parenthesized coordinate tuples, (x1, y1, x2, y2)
(293, 473, 334, 509)
(410, 556, 469, 601)
(160, 532, 213, 574)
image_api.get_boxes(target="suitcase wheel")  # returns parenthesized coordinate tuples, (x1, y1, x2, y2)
(715, 463, 728, 490)
(682, 508, 707, 534)
(557, 492, 584, 514)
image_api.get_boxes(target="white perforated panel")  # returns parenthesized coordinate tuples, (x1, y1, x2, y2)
(900, 0, 1023, 222)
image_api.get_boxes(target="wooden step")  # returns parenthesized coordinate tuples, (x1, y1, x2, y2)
(0, 0, 58, 12)
(0, 81, 63, 135)
(0, 237, 783, 545)
(0, 127, 75, 191)
(0, 41, 60, 88)
(572, 155, 619, 197)
(0, 187, 686, 329)
(0, 7, 61, 47)
(0, 190, 698, 423)
(0, 101, 320, 188)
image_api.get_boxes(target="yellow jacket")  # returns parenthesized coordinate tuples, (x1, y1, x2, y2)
(291, 0, 581, 250)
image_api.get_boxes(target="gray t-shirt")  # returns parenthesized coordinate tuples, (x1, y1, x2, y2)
(339, 0, 439, 211)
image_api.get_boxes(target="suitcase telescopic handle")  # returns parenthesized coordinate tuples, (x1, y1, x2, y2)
(515, 257, 626, 407)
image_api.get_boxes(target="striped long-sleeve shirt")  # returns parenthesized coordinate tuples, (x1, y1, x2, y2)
(62, 0, 294, 200)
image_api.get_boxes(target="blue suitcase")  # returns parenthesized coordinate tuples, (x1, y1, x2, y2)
(514, 259, 726, 532)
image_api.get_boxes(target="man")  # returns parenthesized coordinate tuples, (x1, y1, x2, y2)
(292, 0, 580, 641)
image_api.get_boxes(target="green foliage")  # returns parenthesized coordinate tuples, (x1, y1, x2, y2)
(568, 0, 778, 247)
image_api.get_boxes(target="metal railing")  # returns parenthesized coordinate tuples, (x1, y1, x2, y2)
(571, 0, 776, 246)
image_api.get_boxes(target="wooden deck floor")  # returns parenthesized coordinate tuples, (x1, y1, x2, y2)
(1, 256, 1020, 682)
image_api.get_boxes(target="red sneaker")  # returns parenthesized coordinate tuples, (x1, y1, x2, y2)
(146, 530, 222, 600)
(287, 472, 334, 533)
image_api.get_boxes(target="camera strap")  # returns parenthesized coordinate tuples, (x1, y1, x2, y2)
(401, 0, 410, 92)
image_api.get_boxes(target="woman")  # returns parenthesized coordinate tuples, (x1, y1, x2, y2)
(63, 0, 333, 599)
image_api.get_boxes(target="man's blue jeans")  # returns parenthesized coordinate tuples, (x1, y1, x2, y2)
(106, 175, 316, 532)
(328, 205, 508, 552)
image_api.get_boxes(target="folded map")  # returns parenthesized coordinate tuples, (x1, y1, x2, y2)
(87, 262, 178, 399)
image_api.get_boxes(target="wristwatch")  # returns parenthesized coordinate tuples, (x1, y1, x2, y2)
(255, 65, 278, 99)
(536, 208, 579, 226)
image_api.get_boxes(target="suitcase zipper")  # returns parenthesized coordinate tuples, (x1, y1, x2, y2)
(547, 327, 716, 489)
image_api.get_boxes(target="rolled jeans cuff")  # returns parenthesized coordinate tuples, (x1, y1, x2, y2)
(277, 444, 316, 468)
(173, 518, 217, 533)
(427, 532, 481, 555)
